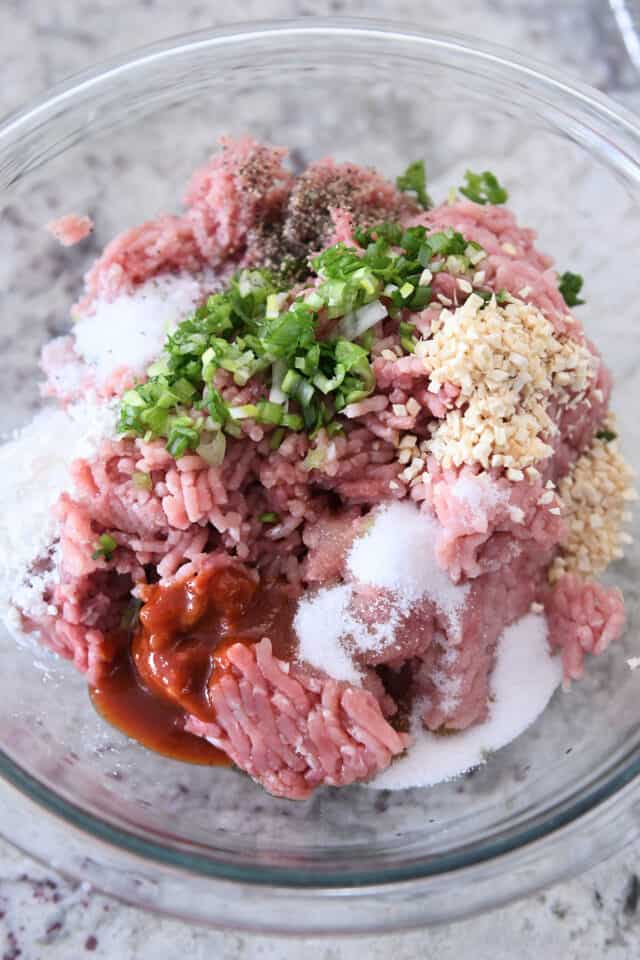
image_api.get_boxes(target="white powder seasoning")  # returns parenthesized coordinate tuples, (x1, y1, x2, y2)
(293, 501, 469, 682)
(370, 613, 562, 791)
(294, 584, 363, 685)
(0, 400, 117, 625)
(451, 472, 506, 527)
(346, 501, 469, 633)
(73, 272, 211, 383)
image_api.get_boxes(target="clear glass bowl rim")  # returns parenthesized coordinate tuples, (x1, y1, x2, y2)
(2, 16, 640, 902)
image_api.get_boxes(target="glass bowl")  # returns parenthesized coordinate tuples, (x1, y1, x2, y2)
(2, 18, 640, 935)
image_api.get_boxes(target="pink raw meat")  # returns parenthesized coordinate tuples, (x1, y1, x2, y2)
(186, 637, 408, 799)
(46, 213, 93, 246)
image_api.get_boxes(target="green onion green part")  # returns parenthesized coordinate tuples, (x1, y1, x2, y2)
(459, 170, 508, 205)
(258, 512, 280, 524)
(396, 160, 431, 209)
(117, 222, 486, 463)
(558, 271, 585, 307)
(92, 533, 117, 562)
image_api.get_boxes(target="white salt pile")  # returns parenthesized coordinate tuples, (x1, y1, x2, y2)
(0, 401, 117, 625)
(294, 501, 469, 683)
(73, 273, 210, 383)
(370, 613, 562, 790)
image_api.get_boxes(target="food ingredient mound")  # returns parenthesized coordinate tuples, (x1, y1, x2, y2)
(0, 137, 634, 799)
(371, 613, 562, 790)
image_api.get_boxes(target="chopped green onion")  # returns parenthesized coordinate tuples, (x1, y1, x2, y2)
(326, 420, 344, 437)
(265, 292, 286, 318)
(445, 254, 469, 275)
(596, 428, 617, 442)
(117, 222, 485, 465)
(269, 427, 285, 450)
(459, 170, 508, 205)
(396, 159, 431, 209)
(399, 320, 418, 353)
(281, 368, 302, 395)
(558, 271, 585, 307)
(429, 230, 467, 256)
(296, 378, 315, 408)
(408, 285, 432, 310)
(282, 413, 304, 430)
(302, 446, 327, 471)
(269, 359, 288, 403)
(197, 431, 226, 466)
(259, 512, 280, 524)
(255, 400, 284, 425)
(338, 299, 387, 341)
(207, 388, 230, 425)
(92, 533, 117, 562)
(228, 404, 259, 421)
(166, 417, 201, 458)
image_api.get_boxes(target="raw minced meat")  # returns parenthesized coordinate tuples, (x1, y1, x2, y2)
(0, 138, 634, 799)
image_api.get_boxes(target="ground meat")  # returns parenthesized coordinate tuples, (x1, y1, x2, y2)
(46, 213, 93, 246)
(186, 637, 408, 799)
(12, 137, 631, 800)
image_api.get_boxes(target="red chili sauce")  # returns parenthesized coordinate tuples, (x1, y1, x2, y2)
(90, 563, 298, 765)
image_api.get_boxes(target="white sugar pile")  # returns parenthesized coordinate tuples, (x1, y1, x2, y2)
(294, 501, 469, 683)
(73, 273, 210, 383)
(0, 400, 117, 627)
(450, 472, 507, 527)
(294, 584, 361, 685)
(370, 612, 562, 790)
(347, 501, 468, 631)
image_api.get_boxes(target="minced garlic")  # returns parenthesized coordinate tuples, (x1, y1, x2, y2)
(415, 293, 595, 472)
(549, 420, 636, 583)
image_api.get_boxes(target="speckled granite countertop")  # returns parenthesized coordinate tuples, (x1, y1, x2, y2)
(2, 1, 640, 957)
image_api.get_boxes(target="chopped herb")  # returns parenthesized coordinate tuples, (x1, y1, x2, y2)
(92, 533, 117, 562)
(197, 431, 226, 466)
(558, 271, 585, 307)
(259, 512, 280, 524)
(353, 222, 403, 248)
(166, 417, 201, 459)
(282, 412, 304, 431)
(396, 159, 431, 209)
(269, 427, 285, 450)
(118, 222, 485, 463)
(255, 400, 285, 425)
(428, 230, 468, 256)
(596, 428, 617, 442)
(460, 170, 508, 205)
(476, 288, 509, 304)
(207, 387, 230, 426)
(399, 320, 418, 353)
(302, 445, 327, 470)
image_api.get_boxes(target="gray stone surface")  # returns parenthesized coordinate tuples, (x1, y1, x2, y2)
(2, 1, 640, 956)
